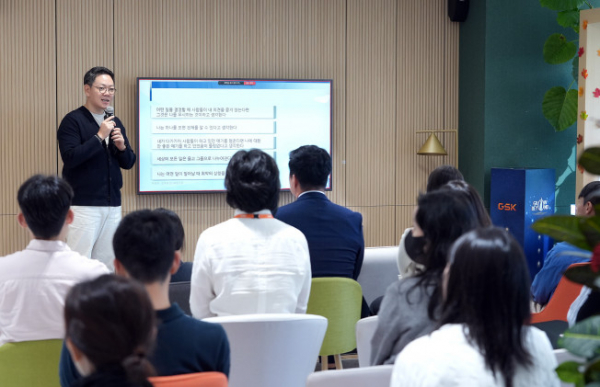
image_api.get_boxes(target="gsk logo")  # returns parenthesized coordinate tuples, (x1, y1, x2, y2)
(498, 203, 517, 211)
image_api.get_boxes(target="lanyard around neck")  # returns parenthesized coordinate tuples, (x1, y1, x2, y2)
(234, 213, 274, 219)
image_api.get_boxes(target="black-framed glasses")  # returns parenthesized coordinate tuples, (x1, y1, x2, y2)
(93, 85, 117, 95)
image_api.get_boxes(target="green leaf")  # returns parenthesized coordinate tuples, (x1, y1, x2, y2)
(573, 56, 580, 83)
(557, 361, 585, 383)
(540, 0, 586, 11)
(580, 216, 600, 249)
(559, 316, 600, 359)
(532, 215, 591, 249)
(542, 87, 578, 131)
(558, 10, 581, 30)
(544, 34, 578, 64)
(584, 358, 600, 384)
(580, 148, 600, 175)
(564, 264, 600, 291)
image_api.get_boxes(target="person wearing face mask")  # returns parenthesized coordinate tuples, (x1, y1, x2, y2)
(370, 189, 480, 366)
(64, 275, 156, 387)
(396, 166, 464, 279)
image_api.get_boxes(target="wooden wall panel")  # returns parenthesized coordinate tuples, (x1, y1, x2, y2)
(0, 0, 56, 255)
(0, 0, 459, 255)
(395, 0, 460, 220)
(346, 0, 397, 208)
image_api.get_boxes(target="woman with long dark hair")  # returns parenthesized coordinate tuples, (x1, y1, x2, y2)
(391, 228, 559, 387)
(370, 189, 480, 365)
(64, 274, 156, 387)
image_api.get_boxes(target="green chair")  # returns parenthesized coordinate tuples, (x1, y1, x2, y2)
(306, 277, 363, 370)
(0, 339, 63, 387)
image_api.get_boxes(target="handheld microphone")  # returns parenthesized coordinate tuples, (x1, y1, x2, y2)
(104, 106, 114, 120)
(104, 106, 115, 147)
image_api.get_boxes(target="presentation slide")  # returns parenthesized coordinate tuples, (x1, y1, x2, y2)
(137, 78, 332, 194)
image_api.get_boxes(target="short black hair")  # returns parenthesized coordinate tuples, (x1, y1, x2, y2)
(17, 174, 74, 239)
(426, 165, 464, 192)
(113, 209, 176, 283)
(579, 181, 600, 207)
(288, 145, 332, 189)
(154, 208, 185, 252)
(84, 66, 114, 86)
(225, 149, 280, 213)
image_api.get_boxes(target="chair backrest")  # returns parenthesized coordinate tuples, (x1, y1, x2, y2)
(0, 339, 63, 387)
(357, 247, 399, 306)
(203, 313, 327, 387)
(168, 281, 192, 316)
(306, 277, 363, 356)
(171, 261, 193, 283)
(531, 263, 589, 324)
(149, 371, 227, 387)
(356, 315, 379, 367)
(305, 365, 394, 387)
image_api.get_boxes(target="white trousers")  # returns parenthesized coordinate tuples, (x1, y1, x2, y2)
(67, 206, 122, 271)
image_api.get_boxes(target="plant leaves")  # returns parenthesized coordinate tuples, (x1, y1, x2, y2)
(532, 215, 591, 250)
(573, 56, 580, 82)
(584, 357, 600, 384)
(558, 9, 581, 31)
(580, 148, 600, 175)
(556, 361, 584, 383)
(564, 265, 600, 291)
(559, 316, 600, 359)
(544, 34, 578, 64)
(540, 0, 586, 11)
(542, 87, 578, 131)
(580, 216, 600, 248)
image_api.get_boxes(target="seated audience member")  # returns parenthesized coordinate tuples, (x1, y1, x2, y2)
(531, 181, 600, 306)
(397, 165, 464, 278)
(370, 190, 479, 365)
(59, 209, 230, 386)
(0, 175, 108, 346)
(391, 228, 559, 387)
(276, 145, 364, 280)
(154, 208, 191, 283)
(64, 274, 156, 387)
(441, 180, 492, 227)
(190, 149, 311, 318)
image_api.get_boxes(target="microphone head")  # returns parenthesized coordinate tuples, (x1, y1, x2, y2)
(105, 106, 114, 117)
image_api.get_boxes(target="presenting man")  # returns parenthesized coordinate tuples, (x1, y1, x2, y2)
(57, 66, 136, 270)
(531, 181, 600, 306)
(276, 145, 365, 281)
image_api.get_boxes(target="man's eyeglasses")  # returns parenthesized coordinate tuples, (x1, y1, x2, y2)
(93, 85, 117, 95)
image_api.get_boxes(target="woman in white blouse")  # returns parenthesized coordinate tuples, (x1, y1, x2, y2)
(189, 149, 311, 319)
(391, 227, 559, 387)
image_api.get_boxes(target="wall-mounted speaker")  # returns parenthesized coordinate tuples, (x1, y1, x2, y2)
(448, 0, 469, 22)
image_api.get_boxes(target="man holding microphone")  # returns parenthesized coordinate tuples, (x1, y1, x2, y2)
(57, 66, 136, 270)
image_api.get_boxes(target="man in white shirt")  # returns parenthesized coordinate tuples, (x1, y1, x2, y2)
(190, 149, 311, 318)
(0, 175, 109, 346)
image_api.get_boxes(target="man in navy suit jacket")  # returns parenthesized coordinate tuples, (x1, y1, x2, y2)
(276, 145, 365, 280)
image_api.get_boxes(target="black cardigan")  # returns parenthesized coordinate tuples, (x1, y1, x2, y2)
(57, 106, 136, 206)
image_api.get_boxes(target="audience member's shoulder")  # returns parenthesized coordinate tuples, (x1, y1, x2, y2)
(183, 314, 228, 339)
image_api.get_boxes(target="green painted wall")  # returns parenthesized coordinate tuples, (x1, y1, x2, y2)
(459, 0, 578, 215)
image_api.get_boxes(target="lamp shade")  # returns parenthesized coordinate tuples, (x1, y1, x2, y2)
(417, 133, 447, 155)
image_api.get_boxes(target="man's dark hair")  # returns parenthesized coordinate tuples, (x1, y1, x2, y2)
(17, 174, 73, 239)
(154, 207, 185, 252)
(288, 145, 332, 190)
(113, 209, 176, 283)
(578, 181, 600, 207)
(426, 165, 464, 192)
(225, 149, 280, 213)
(84, 66, 114, 86)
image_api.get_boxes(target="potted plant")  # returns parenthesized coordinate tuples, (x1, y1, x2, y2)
(532, 147, 600, 385)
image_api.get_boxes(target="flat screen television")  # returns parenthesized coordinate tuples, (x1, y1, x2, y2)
(136, 78, 333, 194)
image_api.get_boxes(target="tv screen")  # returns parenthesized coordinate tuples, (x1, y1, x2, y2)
(136, 78, 333, 194)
